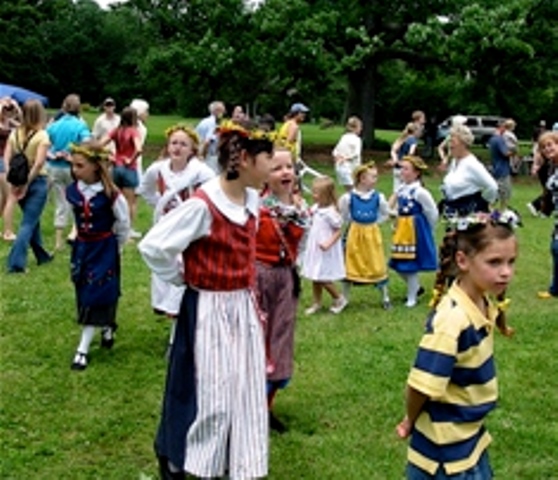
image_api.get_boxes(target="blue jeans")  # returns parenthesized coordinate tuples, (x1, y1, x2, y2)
(549, 234, 558, 295)
(7, 176, 51, 272)
(406, 451, 493, 480)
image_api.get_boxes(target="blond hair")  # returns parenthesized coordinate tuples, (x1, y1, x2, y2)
(450, 124, 474, 147)
(312, 176, 338, 209)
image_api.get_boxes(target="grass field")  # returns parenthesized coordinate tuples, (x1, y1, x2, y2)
(1, 120, 557, 479)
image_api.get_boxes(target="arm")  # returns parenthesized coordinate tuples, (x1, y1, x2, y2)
(470, 158, 498, 203)
(138, 198, 212, 285)
(112, 193, 131, 248)
(396, 386, 429, 439)
(437, 137, 449, 168)
(137, 162, 161, 207)
(319, 228, 342, 251)
(415, 188, 439, 228)
(338, 193, 350, 222)
(286, 122, 299, 144)
(389, 139, 402, 165)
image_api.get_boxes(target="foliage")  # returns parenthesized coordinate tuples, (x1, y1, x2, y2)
(0, 0, 557, 145)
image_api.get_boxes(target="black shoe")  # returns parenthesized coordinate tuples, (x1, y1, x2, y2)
(269, 411, 287, 434)
(38, 254, 54, 266)
(157, 456, 186, 480)
(71, 352, 88, 371)
(100, 324, 118, 349)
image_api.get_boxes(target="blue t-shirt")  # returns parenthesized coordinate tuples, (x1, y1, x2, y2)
(488, 134, 510, 179)
(47, 114, 91, 167)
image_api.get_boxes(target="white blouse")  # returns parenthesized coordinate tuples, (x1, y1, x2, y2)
(138, 176, 259, 286)
(441, 154, 498, 203)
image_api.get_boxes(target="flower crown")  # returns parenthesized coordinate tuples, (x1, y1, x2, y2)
(448, 209, 522, 231)
(218, 119, 278, 142)
(164, 123, 200, 145)
(69, 143, 110, 162)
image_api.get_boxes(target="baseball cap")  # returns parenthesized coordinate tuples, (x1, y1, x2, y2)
(103, 97, 115, 106)
(290, 103, 310, 114)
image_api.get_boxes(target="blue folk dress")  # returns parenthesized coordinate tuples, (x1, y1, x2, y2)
(389, 187, 437, 274)
(67, 182, 121, 326)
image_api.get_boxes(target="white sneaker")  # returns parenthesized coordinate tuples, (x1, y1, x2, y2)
(405, 299, 417, 308)
(305, 304, 322, 315)
(129, 229, 142, 239)
(330, 296, 348, 314)
(526, 203, 539, 217)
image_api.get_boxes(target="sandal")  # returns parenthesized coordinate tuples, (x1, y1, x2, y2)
(3, 232, 16, 241)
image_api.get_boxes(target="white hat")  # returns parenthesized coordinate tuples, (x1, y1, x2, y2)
(552, 122, 558, 131)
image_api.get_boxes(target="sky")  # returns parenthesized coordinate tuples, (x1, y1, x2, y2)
(94, 0, 126, 9)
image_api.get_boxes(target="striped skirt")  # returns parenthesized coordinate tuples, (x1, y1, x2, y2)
(155, 287, 268, 479)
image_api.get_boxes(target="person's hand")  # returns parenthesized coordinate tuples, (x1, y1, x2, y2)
(12, 185, 28, 200)
(396, 416, 412, 439)
(319, 241, 329, 251)
(437, 161, 448, 172)
(385, 159, 395, 168)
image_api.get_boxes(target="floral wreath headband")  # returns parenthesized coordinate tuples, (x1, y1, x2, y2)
(448, 209, 522, 232)
(69, 143, 110, 162)
(164, 124, 200, 146)
(218, 119, 278, 142)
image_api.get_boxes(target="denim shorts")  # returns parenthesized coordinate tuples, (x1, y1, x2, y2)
(406, 450, 493, 480)
(0, 157, 5, 174)
(112, 165, 139, 189)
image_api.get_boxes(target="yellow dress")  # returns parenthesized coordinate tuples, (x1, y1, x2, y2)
(344, 191, 388, 284)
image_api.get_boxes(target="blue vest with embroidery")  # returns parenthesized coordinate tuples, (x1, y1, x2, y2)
(350, 191, 379, 224)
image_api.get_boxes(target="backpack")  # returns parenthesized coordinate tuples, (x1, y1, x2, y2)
(7, 130, 37, 186)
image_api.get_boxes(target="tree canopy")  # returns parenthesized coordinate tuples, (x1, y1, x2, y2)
(1, 0, 556, 143)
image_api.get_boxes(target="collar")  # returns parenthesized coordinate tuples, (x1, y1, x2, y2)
(447, 282, 498, 331)
(77, 180, 103, 193)
(351, 188, 376, 199)
(201, 176, 258, 224)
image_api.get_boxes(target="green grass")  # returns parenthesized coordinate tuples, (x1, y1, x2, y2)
(1, 132, 557, 478)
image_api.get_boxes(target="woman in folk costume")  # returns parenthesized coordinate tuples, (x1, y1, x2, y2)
(139, 125, 215, 352)
(138, 119, 274, 480)
(389, 156, 438, 307)
(339, 162, 392, 309)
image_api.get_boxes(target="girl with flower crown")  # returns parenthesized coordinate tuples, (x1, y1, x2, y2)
(66, 141, 130, 371)
(255, 146, 310, 433)
(139, 125, 215, 352)
(389, 156, 438, 308)
(139, 119, 274, 480)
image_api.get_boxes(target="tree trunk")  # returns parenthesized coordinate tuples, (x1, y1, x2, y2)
(346, 63, 377, 148)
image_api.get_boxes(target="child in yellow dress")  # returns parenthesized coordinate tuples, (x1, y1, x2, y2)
(338, 162, 392, 309)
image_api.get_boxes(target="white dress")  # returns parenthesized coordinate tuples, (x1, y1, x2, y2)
(301, 205, 345, 282)
(333, 132, 362, 187)
(139, 157, 215, 315)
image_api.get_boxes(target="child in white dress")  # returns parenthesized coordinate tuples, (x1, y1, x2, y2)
(301, 176, 347, 314)
(333, 116, 362, 192)
(139, 125, 215, 351)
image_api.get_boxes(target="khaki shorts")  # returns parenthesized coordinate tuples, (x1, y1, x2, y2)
(497, 175, 512, 202)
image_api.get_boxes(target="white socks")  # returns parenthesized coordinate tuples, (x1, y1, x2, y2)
(403, 273, 420, 307)
(77, 326, 96, 354)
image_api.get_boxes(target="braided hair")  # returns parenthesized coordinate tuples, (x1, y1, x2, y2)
(217, 119, 274, 181)
(430, 222, 515, 337)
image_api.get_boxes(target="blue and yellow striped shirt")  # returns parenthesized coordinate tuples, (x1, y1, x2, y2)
(407, 282, 498, 475)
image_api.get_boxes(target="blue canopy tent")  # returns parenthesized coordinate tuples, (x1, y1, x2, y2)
(0, 83, 49, 106)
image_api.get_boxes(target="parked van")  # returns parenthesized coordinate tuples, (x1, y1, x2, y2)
(437, 115, 506, 145)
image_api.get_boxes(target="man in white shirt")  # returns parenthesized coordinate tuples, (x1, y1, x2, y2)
(92, 98, 120, 153)
(195, 101, 226, 173)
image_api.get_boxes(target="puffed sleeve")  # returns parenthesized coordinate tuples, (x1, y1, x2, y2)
(324, 206, 343, 229)
(112, 193, 131, 248)
(138, 161, 162, 208)
(138, 197, 212, 285)
(338, 192, 350, 222)
(415, 187, 439, 228)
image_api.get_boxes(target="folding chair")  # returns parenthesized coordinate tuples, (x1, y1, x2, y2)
(296, 158, 324, 193)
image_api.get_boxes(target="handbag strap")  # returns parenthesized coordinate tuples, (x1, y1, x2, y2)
(15, 129, 37, 154)
(269, 214, 296, 264)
